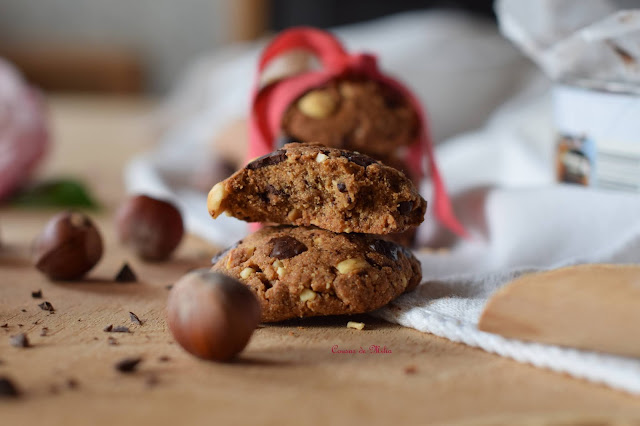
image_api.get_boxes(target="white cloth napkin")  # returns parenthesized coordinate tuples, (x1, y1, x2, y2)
(124, 11, 640, 394)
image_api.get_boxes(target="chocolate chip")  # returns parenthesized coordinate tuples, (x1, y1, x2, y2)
(31, 290, 42, 299)
(38, 301, 54, 312)
(337, 182, 347, 192)
(115, 263, 137, 283)
(340, 152, 377, 168)
(397, 201, 414, 215)
(9, 333, 29, 348)
(129, 312, 143, 326)
(115, 357, 142, 373)
(246, 151, 287, 170)
(269, 236, 308, 259)
(370, 240, 400, 261)
(103, 324, 113, 332)
(0, 377, 20, 398)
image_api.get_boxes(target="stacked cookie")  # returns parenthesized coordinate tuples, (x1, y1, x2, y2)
(208, 142, 425, 322)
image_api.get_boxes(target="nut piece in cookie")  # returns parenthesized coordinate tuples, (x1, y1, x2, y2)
(207, 143, 426, 235)
(211, 225, 422, 322)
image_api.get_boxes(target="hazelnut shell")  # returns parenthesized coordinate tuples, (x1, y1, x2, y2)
(166, 270, 261, 361)
(33, 211, 103, 280)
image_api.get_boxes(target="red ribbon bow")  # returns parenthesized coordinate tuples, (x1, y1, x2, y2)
(249, 27, 467, 237)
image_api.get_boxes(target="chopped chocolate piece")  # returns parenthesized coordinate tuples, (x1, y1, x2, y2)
(31, 290, 42, 299)
(112, 326, 131, 333)
(369, 239, 399, 261)
(38, 301, 55, 312)
(340, 151, 377, 168)
(246, 150, 287, 170)
(269, 236, 308, 259)
(397, 201, 413, 215)
(115, 357, 142, 373)
(129, 312, 143, 326)
(337, 182, 347, 192)
(9, 333, 29, 348)
(0, 377, 19, 398)
(103, 324, 113, 332)
(115, 263, 137, 283)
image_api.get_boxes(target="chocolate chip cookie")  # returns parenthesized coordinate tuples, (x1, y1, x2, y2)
(211, 225, 421, 322)
(207, 142, 426, 234)
(280, 78, 419, 158)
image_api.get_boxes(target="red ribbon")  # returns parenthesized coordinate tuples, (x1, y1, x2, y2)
(249, 27, 467, 237)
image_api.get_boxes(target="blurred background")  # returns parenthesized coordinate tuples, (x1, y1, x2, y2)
(0, 0, 494, 94)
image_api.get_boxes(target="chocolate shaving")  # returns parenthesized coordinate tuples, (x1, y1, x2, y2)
(38, 301, 55, 312)
(31, 290, 42, 299)
(9, 333, 29, 348)
(129, 312, 143, 326)
(112, 326, 131, 333)
(115, 263, 137, 283)
(0, 377, 20, 398)
(246, 150, 287, 170)
(103, 324, 113, 332)
(115, 357, 142, 373)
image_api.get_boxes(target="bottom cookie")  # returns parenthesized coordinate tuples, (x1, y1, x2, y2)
(212, 225, 422, 322)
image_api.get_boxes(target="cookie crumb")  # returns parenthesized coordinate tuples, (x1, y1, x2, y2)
(347, 321, 365, 330)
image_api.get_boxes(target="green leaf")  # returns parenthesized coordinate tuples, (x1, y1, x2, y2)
(10, 179, 100, 209)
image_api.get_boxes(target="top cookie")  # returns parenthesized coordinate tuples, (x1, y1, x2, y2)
(208, 143, 426, 234)
(281, 78, 419, 158)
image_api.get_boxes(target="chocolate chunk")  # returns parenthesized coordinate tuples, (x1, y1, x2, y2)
(9, 333, 29, 348)
(38, 301, 54, 312)
(340, 151, 376, 168)
(370, 240, 399, 261)
(115, 263, 137, 283)
(31, 290, 42, 299)
(269, 236, 308, 259)
(337, 182, 347, 193)
(0, 377, 20, 398)
(115, 357, 142, 373)
(397, 201, 414, 215)
(246, 151, 287, 170)
(129, 312, 143, 326)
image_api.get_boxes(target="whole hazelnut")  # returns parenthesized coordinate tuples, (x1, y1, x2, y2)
(116, 195, 184, 261)
(33, 211, 103, 280)
(167, 270, 261, 361)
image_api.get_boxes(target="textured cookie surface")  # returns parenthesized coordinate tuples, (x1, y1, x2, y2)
(207, 143, 426, 234)
(211, 226, 422, 322)
(281, 78, 419, 158)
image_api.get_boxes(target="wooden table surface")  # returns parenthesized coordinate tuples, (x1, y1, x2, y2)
(1, 95, 639, 425)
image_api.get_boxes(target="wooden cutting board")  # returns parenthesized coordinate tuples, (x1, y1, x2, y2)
(478, 264, 640, 358)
